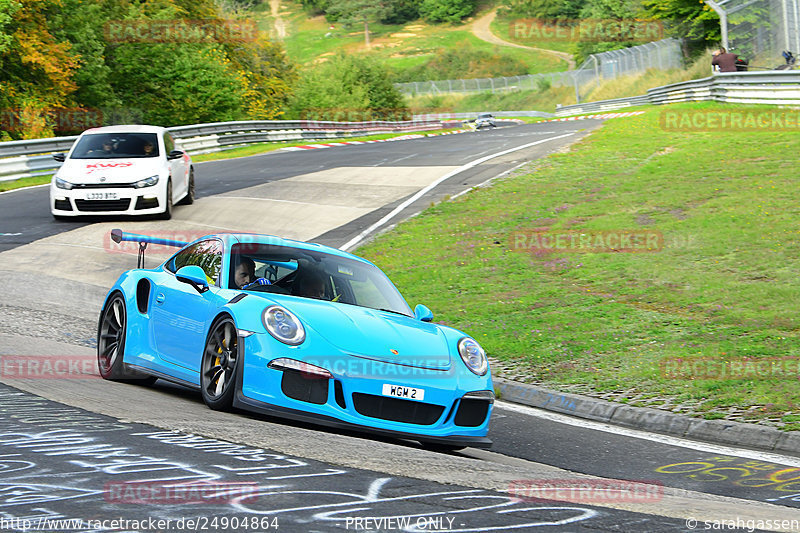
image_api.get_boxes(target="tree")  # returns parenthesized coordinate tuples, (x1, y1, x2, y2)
(326, 0, 391, 47)
(418, 0, 476, 23)
(381, 0, 420, 24)
(228, 37, 297, 119)
(0, 0, 81, 138)
(642, 0, 720, 53)
(498, 0, 582, 19)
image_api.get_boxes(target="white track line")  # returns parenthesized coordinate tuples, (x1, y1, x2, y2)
(339, 132, 576, 252)
(496, 400, 800, 467)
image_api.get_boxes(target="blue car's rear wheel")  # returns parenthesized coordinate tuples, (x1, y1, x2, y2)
(97, 293, 156, 384)
(201, 316, 239, 410)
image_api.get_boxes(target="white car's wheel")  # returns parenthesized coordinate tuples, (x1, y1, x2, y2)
(160, 179, 172, 220)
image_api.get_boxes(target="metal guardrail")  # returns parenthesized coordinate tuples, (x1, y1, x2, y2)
(0, 119, 443, 182)
(413, 111, 554, 120)
(554, 71, 800, 116)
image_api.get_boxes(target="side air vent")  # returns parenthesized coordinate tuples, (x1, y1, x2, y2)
(136, 279, 151, 314)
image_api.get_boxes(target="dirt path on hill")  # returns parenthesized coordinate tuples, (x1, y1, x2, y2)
(471, 9, 576, 69)
(270, 0, 287, 39)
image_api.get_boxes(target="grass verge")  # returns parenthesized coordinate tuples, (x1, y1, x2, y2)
(0, 174, 52, 193)
(356, 101, 800, 426)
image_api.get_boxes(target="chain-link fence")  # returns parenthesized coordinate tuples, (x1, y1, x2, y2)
(721, 0, 800, 67)
(395, 39, 683, 102)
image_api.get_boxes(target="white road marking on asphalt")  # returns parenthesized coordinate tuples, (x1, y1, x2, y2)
(339, 132, 576, 251)
(373, 153, 418, 166)
(449, 161, 531, 201)
(218, 195, 312, 205)
(0, 233, 22, 236)
(495, 401, 800, 467)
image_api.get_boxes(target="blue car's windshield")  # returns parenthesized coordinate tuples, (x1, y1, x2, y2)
(229, 243, 413, 317)
(70, 133, 160, 159)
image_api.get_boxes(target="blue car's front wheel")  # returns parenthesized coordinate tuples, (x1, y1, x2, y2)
(97, 293, 156, 385)
(201, 316, 240, 410)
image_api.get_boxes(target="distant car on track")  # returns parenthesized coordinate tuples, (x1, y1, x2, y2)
(474, 113, 496, 130)
(50, 125, 194, 220)
(98, 230, 495, 450)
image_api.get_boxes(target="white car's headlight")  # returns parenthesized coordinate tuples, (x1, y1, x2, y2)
(458, 337, 488, 376)
(262, 306, 305, 345)
(133, 175, 159, 188)
(55, 177, 74, 190)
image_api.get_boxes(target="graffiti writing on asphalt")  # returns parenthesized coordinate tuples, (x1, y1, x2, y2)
(656, 456, 800, 502)
(0, 384, 601, 531)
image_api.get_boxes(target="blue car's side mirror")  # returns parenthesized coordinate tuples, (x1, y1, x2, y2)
(414, 304, 433, 322)
(176, 265, 209, 293)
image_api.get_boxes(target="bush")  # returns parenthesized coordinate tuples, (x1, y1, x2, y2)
(395, 45, 530, 82)
(287, 54, 409, 121)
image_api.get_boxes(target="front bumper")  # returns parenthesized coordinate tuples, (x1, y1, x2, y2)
(51, 183, 165, 216)
(236, 334, 494, 448)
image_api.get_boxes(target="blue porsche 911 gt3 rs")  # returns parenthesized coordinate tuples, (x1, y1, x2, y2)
(98, 230, 494, 449)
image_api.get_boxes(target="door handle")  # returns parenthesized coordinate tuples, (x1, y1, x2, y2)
(156, 293, 165, 304)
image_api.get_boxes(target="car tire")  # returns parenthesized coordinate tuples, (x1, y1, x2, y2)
(179, 167, 195, 205)
(200, 315, 240, 411)
(159, 179, 172, 220)
(97, 293, 157, 385)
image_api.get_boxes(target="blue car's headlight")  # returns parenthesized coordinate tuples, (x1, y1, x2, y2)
(133, 175, 159, 188)
(262, 305, 305, 345)
(55, 177, 74, 190)
(458, 337, 488, 376)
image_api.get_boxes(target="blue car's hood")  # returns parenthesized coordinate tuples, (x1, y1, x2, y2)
(272, 298, 452, 369)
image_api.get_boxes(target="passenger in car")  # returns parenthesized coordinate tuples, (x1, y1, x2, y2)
(294, 270, 327, 300)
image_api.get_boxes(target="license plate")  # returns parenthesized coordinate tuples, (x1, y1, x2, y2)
(382, 383, 424, 401)
(86, 192, 118, 200)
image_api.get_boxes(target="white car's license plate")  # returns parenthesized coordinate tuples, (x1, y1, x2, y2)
(86, 192, 118, 200)
(382, 383, 424, 401)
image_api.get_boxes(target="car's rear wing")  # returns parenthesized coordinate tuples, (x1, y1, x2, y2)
(110, 228, 189, 268)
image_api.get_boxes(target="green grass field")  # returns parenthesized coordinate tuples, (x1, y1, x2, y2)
(355, 101, 800, 427)
(489, 13, 574, 54)
(274, 1, 566, 77)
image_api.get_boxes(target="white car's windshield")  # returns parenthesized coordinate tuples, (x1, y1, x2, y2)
(71, 133, 160, 159)
(229, 243, 413, 316)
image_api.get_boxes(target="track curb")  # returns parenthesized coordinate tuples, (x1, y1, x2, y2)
(494, 377, 800, 457)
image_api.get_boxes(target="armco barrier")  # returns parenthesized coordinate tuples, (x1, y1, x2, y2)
(0, 119, 443, 182)
(555, 71, 800, 116)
